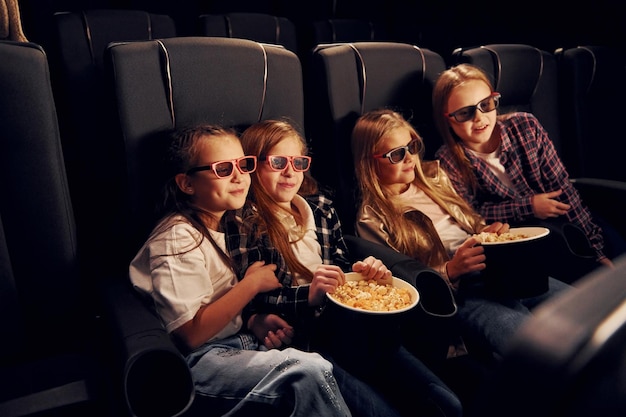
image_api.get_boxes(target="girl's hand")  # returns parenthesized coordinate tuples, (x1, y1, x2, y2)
(243, 261, 281, 294)
(532, 189, 571, 219)
(447, 237, 487, 279)
(352, 256, 393, 283)
(308, 264, 345, 306)
(248, 313, 294, 350)
(599, 257, 614, 269)
(482, 221, 510, 234)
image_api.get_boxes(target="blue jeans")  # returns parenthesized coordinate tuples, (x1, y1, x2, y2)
(185, 333, 351, 416)
(457, 276, 572, 358)
(328, 358, 404, 417)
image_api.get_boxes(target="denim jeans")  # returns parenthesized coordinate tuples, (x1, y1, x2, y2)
(328, 358, 404, 417)
(185, 332, 351, 416)
(457, 276, 572, 358)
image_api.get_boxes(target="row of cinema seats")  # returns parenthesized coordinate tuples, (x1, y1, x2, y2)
(46, 10, 626, 260)
(2, 15, 626, 417)
(197, 12, 385, 56)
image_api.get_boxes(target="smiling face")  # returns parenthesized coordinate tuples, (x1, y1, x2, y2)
(446, 79, 499, 153)
(179, 134, 251, 221)
(374, 126, 417, 195)
(257, 134, 305, 210)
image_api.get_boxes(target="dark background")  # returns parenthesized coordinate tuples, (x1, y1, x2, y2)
(17, 0, 626, 62)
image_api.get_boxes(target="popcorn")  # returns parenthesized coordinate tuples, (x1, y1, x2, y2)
(331, 279, 413, 312)
(474, 231, 530, 243)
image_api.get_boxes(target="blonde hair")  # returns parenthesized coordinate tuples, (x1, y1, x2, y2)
(240, 119, 318, 281)
(432, 63, 495, 192)
(352, 109, 477, 261)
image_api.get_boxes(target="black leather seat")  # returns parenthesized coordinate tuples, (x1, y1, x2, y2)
(554, 45, 626, 243)
(555, 45, 626, 182)
(198, 12, 298, 54)
(0, 38, 194, 417)
(310, 18, 385, 45)
(307, 41, 446, 234)
(49, 9, 177, 281)
(0, 39, 108, 417)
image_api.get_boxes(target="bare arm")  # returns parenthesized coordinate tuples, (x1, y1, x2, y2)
(174, 261, 280, 350)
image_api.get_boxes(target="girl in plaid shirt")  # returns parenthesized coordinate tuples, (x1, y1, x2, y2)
(433, 64, 623, 276)
(226, 119, 464, 417)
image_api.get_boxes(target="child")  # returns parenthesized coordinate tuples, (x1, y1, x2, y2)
(228, 118, 463, 417)
(432, 63, 624, 278)
(129, 124, 352, 416)
(351, 109, 572, 362)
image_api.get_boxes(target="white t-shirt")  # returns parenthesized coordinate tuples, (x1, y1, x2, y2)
(467, 146, 515, 190)
(278, 195, 323, 285)
(129, 217, 242, 340)
(394, 183, 469, 254)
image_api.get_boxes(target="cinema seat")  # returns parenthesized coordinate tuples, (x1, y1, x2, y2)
(0, 39, 193, 417)
(198, 12, 298, 54)
(49, 9, 177, 282)
(555, 45, 626, 182)
(307, 41, 446, 234)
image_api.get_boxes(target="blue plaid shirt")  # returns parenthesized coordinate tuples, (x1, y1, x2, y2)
(435, 112, 605, 259)
(224, 194, 351, 324)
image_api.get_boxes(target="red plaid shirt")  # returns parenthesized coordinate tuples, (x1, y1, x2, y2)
(436, 112, 605, 259)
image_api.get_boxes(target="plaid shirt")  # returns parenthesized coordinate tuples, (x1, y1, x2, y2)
(435, 112, 605, 259)
(224, 194, 351, 324)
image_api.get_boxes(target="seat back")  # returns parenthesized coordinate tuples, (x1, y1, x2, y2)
(0, 41, 82, 349)
(198, 12, 298, 54)
(450, 44, 562, 155)
(50, 9, 177, 280)
(0, 39, 108, 416)
(307, 41, 446, 233)
(303, 18, 389, 60)
(106, 36, 304, 257)
(311, 18, 382, 44)
(555, 45, 626, 181)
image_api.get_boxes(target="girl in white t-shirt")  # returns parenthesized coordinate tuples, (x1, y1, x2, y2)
(129, 124, 352, 416)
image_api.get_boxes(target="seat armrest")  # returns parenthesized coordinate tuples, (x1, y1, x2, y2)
(571, 177, 626, 191)
(571, 177, 626, 239)
(101, 279, 194, 417)
(344, 235, 457, 316)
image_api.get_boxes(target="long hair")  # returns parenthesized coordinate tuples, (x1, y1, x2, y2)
(151, 124, 238, 270)
(432, 63, 495, 193)
(351, 109, 477, 261)
(240, 119, 318, 281)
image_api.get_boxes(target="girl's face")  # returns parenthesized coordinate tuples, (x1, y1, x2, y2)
(374, 127, 417, 195)
(184, 136, 251, 219)
(446, 79, 498, 153)
(257, 135, 305, 210)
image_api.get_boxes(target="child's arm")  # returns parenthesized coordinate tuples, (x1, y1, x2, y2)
(174, 261, 280, 350)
